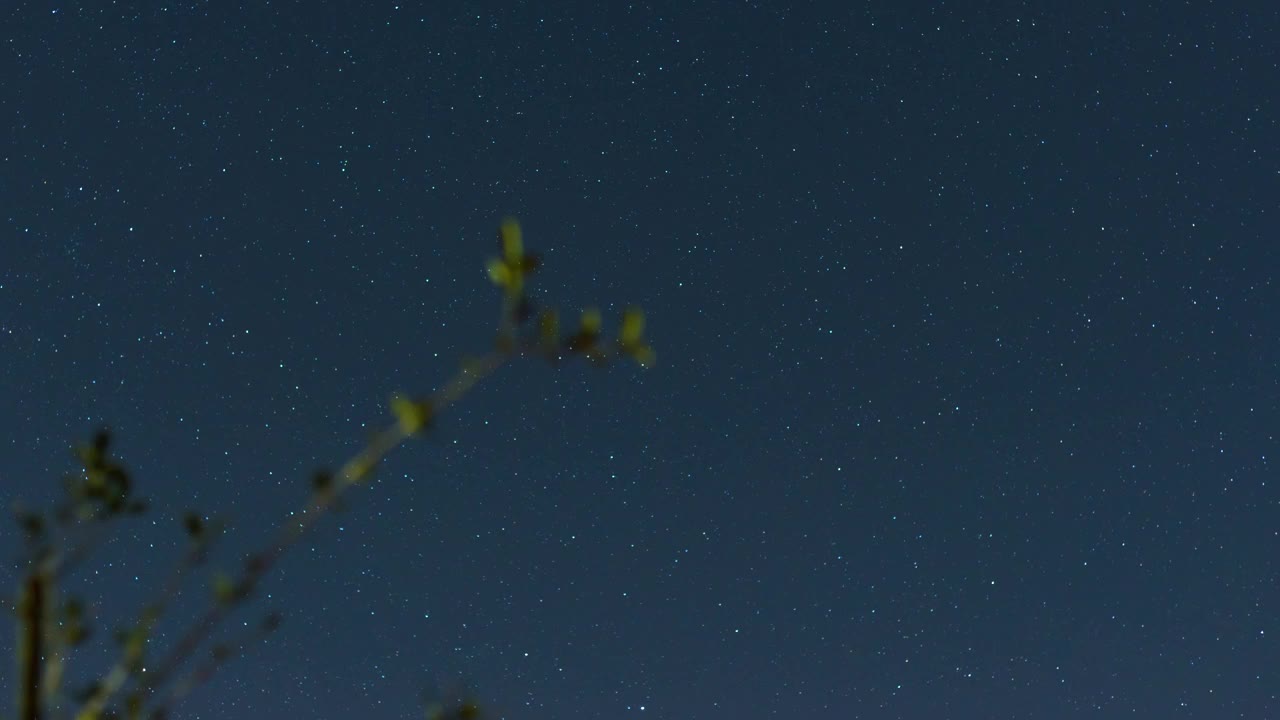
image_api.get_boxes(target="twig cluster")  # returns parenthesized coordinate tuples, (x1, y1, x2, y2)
(6, 220, 654, 720)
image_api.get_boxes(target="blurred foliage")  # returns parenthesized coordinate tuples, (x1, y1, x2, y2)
(6, 220, 653, 720)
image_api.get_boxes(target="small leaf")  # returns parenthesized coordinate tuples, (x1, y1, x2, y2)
(580, 307, 602, 335)
(631, 345, 657, 369)
(485, 258, 510, 286)
(487, 219, 530, 297)
(619, 307, 645, 345)
(498, 217, 523, 260)
(212, 573, 238, 605)
(616, 306, 655, 368)
(391, 393, 433, 435)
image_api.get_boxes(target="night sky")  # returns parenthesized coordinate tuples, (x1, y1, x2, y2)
(2, 2, 1277, 719)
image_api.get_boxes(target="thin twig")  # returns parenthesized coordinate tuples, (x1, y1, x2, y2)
(146, 612, 281, 720)
(18, 224, 653, 720)
(129, 347, 521, 714)
(18, 571, 47, 720)
(74, 533, 218, 720)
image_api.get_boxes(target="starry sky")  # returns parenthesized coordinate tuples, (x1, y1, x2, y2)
(2, 2, 1277, 719)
